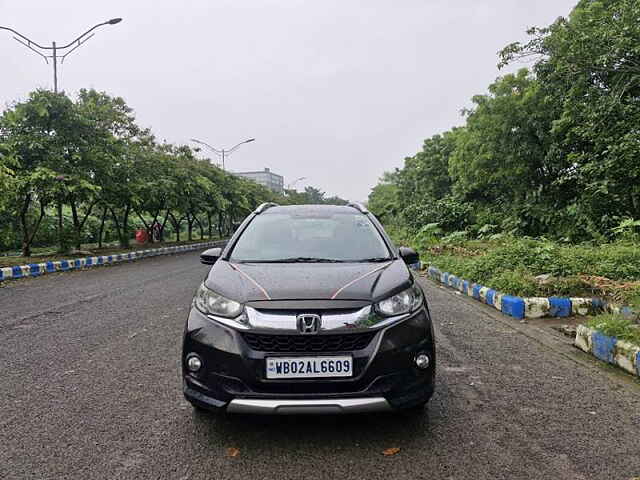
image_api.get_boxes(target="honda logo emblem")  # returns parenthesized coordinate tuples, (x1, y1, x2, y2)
(297, 313, 321, 334)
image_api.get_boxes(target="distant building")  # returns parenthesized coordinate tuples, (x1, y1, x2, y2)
(234, 168, 284, 194)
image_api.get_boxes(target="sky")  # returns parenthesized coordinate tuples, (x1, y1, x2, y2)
(0, 0, 577, 202)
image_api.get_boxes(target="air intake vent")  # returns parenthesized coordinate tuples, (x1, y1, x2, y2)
(242, 332, 376, 353)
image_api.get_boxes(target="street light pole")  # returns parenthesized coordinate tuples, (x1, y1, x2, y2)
(286, 177, 307, 190)
(190, 138, 255, 171)
(0, 18, 123, 93)
(52, 41, 58, 92)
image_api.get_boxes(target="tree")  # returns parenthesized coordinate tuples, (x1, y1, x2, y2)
(499, 0, 640, 236)
(367, 171, 400, 225)
(0, 90, 79, 255)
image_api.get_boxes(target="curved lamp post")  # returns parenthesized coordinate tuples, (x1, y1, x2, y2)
(286, 177, 307, 190)
(190, 138, 255, 171)
(0, 18, 123, 92)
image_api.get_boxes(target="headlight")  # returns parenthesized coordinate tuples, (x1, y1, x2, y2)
(194, 283, 244, 318)
(375, 284, 423, 317)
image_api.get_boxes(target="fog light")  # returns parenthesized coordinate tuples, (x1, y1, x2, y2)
(415, 353, 430, 369)
(186, 354, 202, 372)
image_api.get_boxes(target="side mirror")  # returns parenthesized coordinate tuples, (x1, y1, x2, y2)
(200, 247, 222, 265)
(398, 246, 419, 266)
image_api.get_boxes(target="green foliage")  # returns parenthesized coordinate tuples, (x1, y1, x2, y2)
(487, 270, 540, 298)
(611, 218, 640, 242)
(425, 236, 640, 298)
(369, 0, 640, 243)
(441, 231, 468, 245)
(0, 89, 339, 255)
(283, 186, 348, 206)
(367, 171, 400, 225)
(412, 223, 442, 251)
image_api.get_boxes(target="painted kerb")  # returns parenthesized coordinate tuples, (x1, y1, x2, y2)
(574, 325, 640, 378)
(0, 240, 226, 283)
(426, 264, 639, 378)
(425, 265, 613, 320)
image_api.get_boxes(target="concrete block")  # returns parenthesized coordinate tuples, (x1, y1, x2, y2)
(479, 286, 490, 304)
(524, 297, 551, 318)
(472, 284, 482, 300)
(591, 298, 605, 313)
(501, 295, 525, 319)
(571, 298, 592, 316)
(549, 297, 571, 317)
(493, 292, 503, 311)
(486, 289, 496, 307)
(614, 340, 640, 375)
(575, 324, 593, 353)
(592, 331, 616, 364)
(620, 306, 635, 317)
(427, 266, 438, 280)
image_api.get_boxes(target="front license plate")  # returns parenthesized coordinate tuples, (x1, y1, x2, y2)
(266, 356, 353, 379)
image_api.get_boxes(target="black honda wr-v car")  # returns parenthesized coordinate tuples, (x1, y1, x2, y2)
(182, 202, 435, 414)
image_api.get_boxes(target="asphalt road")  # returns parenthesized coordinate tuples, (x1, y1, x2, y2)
(1, 251, 639, 480)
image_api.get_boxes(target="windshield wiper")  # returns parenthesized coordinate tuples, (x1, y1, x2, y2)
(245, 257, 346, 263)
(351, 257, 391, 263)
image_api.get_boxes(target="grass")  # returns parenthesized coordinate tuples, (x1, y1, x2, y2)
(387, 226, 640, 348)
(0, 236, 217, 268)
(390, 232, 640, 304)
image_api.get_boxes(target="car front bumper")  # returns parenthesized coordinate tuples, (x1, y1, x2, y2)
(182, 305, 436, 414)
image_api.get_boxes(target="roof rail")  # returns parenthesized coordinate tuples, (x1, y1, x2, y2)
(347, 202, 369, 214)
(254, 202, 279, 214)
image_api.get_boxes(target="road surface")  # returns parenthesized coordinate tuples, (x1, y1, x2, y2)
(1, 251, 639, 480)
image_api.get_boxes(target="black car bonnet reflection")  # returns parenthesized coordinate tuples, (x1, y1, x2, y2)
(205, 259, 410, 303)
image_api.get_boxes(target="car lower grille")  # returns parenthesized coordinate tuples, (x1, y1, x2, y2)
(242, 332, 376, 353)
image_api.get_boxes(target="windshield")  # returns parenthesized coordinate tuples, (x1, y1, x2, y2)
(229, 212, 391, 263)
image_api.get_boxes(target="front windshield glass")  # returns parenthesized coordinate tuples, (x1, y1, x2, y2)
(229, 211, 391, 262)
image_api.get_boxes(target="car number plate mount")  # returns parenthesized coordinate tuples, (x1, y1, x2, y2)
(265, 356, 353, 379)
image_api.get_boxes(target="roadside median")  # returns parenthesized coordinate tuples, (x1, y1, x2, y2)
(0, 240, 226, 284)
(424, 264, 640, 379)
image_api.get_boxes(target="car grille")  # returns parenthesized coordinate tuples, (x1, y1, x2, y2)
(242, 332, 376, 353)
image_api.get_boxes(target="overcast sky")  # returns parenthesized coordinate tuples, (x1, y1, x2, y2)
(1, 0, 576, 201)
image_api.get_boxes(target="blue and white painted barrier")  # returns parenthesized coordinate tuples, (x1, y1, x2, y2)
(426, 264, 640, 377)
(425, 265, 633, 320)
(575, 325, 640, 378)
(0, 241, 225, 284)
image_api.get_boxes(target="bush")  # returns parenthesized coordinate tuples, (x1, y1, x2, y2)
(488, 270, 539, 297)
(441, 231, 469, 245)
(423, 235, 640, 300)
(400, 195, 473, 233)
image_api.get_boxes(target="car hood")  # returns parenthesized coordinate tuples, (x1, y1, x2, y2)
(204, 259, 412, 303)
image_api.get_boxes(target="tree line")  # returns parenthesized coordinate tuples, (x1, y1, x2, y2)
(369, 0, 640, 243)
(0, 89, 346, 256)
